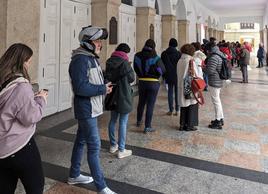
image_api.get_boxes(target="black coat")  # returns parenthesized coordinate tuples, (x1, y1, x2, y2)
(161, 47, 181, 84)
(134, 48, 166, 79)
(105, 56, 135, 114)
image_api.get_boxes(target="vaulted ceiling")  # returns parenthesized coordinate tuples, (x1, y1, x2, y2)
(197, 0, 267, 17)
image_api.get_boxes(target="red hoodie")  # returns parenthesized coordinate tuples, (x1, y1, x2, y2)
(220, 47, 232, 61)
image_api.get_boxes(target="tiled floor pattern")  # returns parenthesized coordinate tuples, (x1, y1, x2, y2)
(14, 66, 268, 194)
(61, 67, 268, 172)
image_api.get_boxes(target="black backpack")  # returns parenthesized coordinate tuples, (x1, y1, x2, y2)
(212, 53, 230, 80)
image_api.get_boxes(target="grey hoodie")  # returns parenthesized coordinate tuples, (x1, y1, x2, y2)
(205, 46, 226, 88)
(0, 77, 46, 158)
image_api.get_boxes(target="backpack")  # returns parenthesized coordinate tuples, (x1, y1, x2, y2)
(212, 53, 230, 80)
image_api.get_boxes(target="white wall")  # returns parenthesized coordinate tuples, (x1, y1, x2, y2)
(220, 16, 263, 30)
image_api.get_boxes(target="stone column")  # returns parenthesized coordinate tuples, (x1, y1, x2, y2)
(204, 26, 208, 39)
(91, 0, 121, 66)
(5, 0, 40, 82)
(196, 23, 201, 42)
(161, 15, 176, 49)
(136, 7, 156, 52)
(260, 30, 264, 44)
(177, 20, 190, 48)
(0, 0, 7, 55)
(219, 31, 225, 41)
(263, 28, 268, 51)
(208, 28, 213, 38)
(213, 29, 217, 39)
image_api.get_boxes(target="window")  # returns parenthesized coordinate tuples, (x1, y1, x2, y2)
(109, 17, 118, 44)
(155, 0, 159, 15)
(240, 23, 254, 29)
(121, 0, 132, 6)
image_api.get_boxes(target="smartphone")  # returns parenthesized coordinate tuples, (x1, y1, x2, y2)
(43, 89, 49, 92)
(110, 84, 117, 86)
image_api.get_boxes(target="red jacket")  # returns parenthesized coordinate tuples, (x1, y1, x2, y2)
(220, 47, 232, 61)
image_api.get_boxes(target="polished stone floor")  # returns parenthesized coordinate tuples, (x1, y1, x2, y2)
(15, 65, 268, 194)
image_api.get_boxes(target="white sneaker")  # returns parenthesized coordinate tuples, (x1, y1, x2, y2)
(67, 174, 93, 185)
(226, 79, 232, 84)
(118, 149, 132, 159)
(98, 187, 117, 194)
(109, 144, 118, 153)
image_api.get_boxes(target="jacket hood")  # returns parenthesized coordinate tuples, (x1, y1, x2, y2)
(0, 77, 28, 109)
(111, 51, 129, 61)
(211, 46, 226, 59)
(72, 47, 97, 59)
(106, 55, 125, 70)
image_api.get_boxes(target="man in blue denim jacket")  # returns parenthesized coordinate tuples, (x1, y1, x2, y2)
(68, 26, 116, 194)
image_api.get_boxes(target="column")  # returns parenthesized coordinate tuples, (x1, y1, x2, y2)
(177, 20, 190, 48)
(196, 23, 201, 42)
(213, 29, 217, 39)
(161, 15, 176, 49)
(260, 30, 264, 44)
(136, 7, 156, 52)
(204, 26, 208, 40)
(263, 28, 268, 51)
(0, 0, 7, 55)
(5, 0, 40, 82)
(91, 0, 121, 66)
(208, 28, 213, 38)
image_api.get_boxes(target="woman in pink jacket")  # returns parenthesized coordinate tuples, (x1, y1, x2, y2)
(0, 43, 48, 194)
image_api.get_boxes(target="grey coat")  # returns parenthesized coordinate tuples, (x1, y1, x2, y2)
(205, 46, 226, 88)
(239, 48, 250, 66)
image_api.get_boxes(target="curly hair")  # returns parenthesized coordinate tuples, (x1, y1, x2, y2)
(180, 44, 195, 56)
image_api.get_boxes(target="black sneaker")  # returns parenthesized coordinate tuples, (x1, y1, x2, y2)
(185, 126, 198, 131)
(211, 119, 224, 126)
(136, 121, 142, 127)
(178, 125, 187, 131)
(208, 120, 222, 129)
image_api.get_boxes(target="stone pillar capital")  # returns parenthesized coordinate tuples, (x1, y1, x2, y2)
(161, 15, 176, 22)
(136, 7, 156, 16)
(177, 20, 190, 25)
(91, 0, 121, 6)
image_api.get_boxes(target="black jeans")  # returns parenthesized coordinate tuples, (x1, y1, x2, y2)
(0, 138, 44, 194)
(137, 81, 160, 128)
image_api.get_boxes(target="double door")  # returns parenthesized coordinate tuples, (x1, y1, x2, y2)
(39, 0, 90, 116)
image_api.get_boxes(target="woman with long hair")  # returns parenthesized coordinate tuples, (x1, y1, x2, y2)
(134, 39, 166, 133)
(0, 43, 48, 194)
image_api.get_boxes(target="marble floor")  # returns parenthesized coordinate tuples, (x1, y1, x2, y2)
(15, 65, 268, 194)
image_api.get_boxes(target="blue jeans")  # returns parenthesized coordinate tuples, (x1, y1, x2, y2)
(203, 72, 208, 89)
(167, 83, 179, 112)
(69, 117, 106, 191)
(137, 81, 160, 128)
(108, 111, 129, 151)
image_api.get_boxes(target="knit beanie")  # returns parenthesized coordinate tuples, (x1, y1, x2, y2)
(169, 38, 178, 47)
(115, 43, 131, 53)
